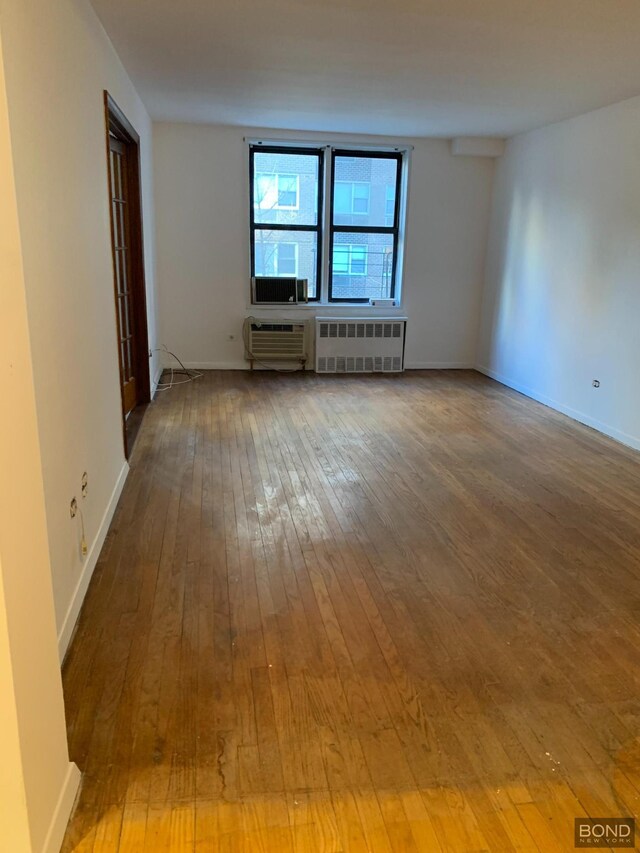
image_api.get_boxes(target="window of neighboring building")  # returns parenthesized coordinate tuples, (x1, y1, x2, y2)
(332, 244, 368, 276)
(334, 182, 370, 216)
(255, 241, 298, 277)
(255, 172, 300, 210)
(385, 186, 395, 226)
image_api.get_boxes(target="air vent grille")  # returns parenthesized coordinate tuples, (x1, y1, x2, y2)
(318, 321, 402, 340)
(315, 318, 406, 373)
(246, 319, 307, 366)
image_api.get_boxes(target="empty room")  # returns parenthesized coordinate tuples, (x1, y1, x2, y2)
(2, 0, 640, 851)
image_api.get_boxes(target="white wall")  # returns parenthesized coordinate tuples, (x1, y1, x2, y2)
(153, 123, 495, 369)
(0, 21, 79, 851)
(477, 96, 640, 450)
(0, 0, 159, 653)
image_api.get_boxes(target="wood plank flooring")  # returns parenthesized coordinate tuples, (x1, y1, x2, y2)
(61, 370, 640, 851)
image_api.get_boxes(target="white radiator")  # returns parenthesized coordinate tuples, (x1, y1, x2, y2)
(315, 317, 407, 373)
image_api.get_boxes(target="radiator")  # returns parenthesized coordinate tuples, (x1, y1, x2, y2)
(315, 317, 407, 373)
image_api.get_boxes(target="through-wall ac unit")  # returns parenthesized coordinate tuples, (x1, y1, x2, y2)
(245, 318, 308, 369)
(315, 317, 407, 373)
(251, 277, 309, 304)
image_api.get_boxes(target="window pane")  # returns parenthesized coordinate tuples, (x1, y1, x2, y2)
(350, 245, 367, 275)
(334, 182, 352, 215)
(254, 228, 318, 297)
(277, 174, 298, 208)
(254, 242, 271, 275)
(331, 232, 394, 300)
(277, 242, 297, 275)
(333, 155, 398, 227)
(352, 183, 370, 215)
(385, 186, 395, 225)
(253, 152, 319, 225)
(332, 244, 349, 275)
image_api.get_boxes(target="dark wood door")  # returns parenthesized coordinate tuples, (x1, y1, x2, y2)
(109, 135, 137, 416)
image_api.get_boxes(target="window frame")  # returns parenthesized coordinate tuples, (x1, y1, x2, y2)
(248, 142, 408, 306)
(328, 149, 403, 303)
(249, 145, 324, 301)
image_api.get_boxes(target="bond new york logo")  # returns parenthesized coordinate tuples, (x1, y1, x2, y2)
(574, 818, 635, 848)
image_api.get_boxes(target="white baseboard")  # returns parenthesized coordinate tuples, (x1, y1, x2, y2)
(181, 361, 475, 372)
(151, 365, 164, 397)
(183, 361, 248, 370)
(476, 365, 640, 452)
(42, 762, 81, 853)
(405, 361, 474, 369)
(57, 461, 129, 662)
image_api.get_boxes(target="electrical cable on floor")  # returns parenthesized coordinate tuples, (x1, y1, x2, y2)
(242, 317, 307, 373)
(154, 345, 203, 391)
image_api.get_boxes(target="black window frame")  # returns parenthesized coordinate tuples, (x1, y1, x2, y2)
(329, 149, 403, 303)
(249, 144, 324, 302)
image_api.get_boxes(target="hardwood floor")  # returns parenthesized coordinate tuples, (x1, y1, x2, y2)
(61, 370, 640, 852)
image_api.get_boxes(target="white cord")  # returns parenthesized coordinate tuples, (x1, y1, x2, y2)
(154, 345, 203, 392)
(78, 506, 87, 556)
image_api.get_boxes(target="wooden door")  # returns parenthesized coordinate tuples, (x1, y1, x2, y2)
(109, 135, 137, 416)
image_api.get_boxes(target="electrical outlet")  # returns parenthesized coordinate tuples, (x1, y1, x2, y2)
(70, 498, 78, 518)
(592, 379, 600, 388)
(81, 472, 88, 498)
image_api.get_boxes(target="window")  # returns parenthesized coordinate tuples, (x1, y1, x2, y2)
(277, 242, 297, 275)
(250, 148, 323, 298)
(385, 186, 395, 226)
(255, 241, 298, 277)
(249, 144, 405, 303)
(334, 182, 370, 216)
(255, 173, 300, 210)
(276, 174, 298, 209)
(329, 151, 402, 302)
(332, 244, 368, 276)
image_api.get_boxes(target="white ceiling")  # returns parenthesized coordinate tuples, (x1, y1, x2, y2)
(90, 0, 640, 138)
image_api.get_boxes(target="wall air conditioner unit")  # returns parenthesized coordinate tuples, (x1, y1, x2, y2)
(315, 317, 407, 374)
(251, 277, 309, 304)
(245, 318, 308, 370)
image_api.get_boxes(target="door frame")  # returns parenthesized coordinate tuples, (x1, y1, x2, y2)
(104, 91, 150, 458)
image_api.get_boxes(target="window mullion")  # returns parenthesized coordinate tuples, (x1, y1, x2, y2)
(320, 146, 332, 304)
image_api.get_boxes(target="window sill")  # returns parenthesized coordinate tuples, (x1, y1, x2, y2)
(247, 302, 404, 310)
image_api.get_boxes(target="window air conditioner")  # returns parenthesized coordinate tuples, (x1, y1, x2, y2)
(251, 277, 309, 304)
